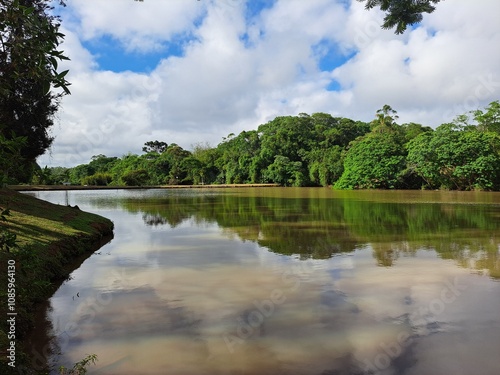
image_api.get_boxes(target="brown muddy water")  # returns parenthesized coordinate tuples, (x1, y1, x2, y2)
(23, 188, 500, 375)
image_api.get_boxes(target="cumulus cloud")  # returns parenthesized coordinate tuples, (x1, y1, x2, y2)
(39, 0, 500, 167)
(63, 0, 204, 52)
(332, 0, 500, 124)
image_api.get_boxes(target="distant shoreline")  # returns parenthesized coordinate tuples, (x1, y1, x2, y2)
(8, 183, 281, 191)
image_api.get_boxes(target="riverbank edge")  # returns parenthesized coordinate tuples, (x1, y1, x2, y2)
(8, 183, 281, 191)
(0, 188, 114, 373)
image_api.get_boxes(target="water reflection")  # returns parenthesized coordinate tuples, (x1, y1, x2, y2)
(24, 189, 500, 375)
(118, 189, 500, 278)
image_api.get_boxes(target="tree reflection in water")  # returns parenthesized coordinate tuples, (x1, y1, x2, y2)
(121, 188, 500, 279)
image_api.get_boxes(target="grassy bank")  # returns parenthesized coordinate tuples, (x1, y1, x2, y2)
(0, 188, 113, 373)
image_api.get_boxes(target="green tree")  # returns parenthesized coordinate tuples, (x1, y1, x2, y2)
(358, 0, 441, 34)
(307, 146, 344, 186)
(212, 113, 369, 186)
(163, 144, 191, 184)
(318, 117, 370, 148)
(192, 142, 219, 185)
(257, 114, 318, 185)
(473, 100, 500, 134)
(32, 165, 53, 184)
(401, 122, 432, 144)
(121, 169, 149, 186)
(306, 115, 370, 186)
(110, 153, 141, 183)
(0, 133, 26, 185)
(263, 155, 304, 186)
(0, 0, 70, 182)
(180, 156, 203, 184)
(372, 104, 399, 131)
(82, 172, 113, 186)
(216, 130, 261, 184)
(142, 140, 168, 154)
(48, 166, 70, 184)
(334, 106, 407, 189)
(258, 114, 316, 166)
(150, 152, 171, 183)
(407, 123, 500, 190)
(89, 154, 118, 173)
(334, 131, 406, 189)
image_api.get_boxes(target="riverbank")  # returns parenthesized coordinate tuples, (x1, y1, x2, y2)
(8, 183, 280, 191)
(0, 188, 113, 373)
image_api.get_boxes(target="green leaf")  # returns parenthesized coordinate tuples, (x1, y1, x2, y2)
(58, 69, 69, 79)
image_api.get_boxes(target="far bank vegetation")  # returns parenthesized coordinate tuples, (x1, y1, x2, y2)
(31, 101, 500, 191)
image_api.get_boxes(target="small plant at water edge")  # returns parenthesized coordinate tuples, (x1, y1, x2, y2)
(58, 354, 98, 375)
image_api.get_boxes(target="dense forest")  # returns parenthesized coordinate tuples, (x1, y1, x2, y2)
(34, 101, 500, 191)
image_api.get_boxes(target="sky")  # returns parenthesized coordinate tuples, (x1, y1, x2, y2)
(39, 0, 500, 167)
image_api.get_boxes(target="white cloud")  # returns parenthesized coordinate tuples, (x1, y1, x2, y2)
(64, 0, 204, 52)
(332, 0, 500, 125)
(39, 0, 500, 167)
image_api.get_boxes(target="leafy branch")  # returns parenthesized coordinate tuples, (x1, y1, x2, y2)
(58, 354, 98, 375)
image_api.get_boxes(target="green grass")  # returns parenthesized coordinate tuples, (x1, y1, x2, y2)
(0, 188, 113, 373)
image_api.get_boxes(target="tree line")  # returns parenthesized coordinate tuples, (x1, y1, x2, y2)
(37, 101, 500, 191)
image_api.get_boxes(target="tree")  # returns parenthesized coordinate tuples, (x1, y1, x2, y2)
(192, 142, 219, 185)
(473, 100, 500, 134)
(163, 144, 191, 184)
(358, 0, 441, 34)
(0, 0, 70, 182)
(334, 131, 406, 189)
(307, 146, 344, 186)
(263, 155, 304, 186)
(69, 163, 95, 185)
(333, 105, 407, 189)
(180, 156, 203, 184)
(0, 133, 26, 185)
(82, 172, 113, 186)
(401, 122, 432, 144)
(142, 140, 168, 154)
(89, 154, 118, 172)
(305, 115, 370, 186)
(216, 130, 261, 184)
(47, 166, 69, 184)
(257, 115, 317, 185)
(121, 169, 149, 186)
(407, 123, 500, 190)
(319, 117, 370, 148)
(373, 104, 399, 130)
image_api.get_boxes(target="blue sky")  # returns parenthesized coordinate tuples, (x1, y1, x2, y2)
(40, 0, 500, 167)
(81, 1, 278, 73)
(83, 1, 352, 75)
(81, 35, 175, 73)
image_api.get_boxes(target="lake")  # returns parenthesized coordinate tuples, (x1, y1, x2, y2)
(24, 188, 500, 375)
